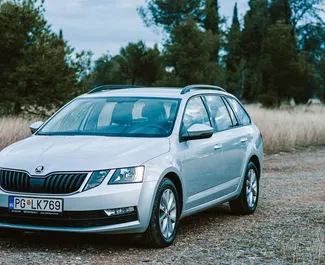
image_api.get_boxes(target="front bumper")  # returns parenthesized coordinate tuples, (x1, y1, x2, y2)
(0, 181, 157, 234)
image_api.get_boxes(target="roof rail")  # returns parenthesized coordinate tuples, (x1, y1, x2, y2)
(88, 85, 145, 94)
(181, 84, 226, 95)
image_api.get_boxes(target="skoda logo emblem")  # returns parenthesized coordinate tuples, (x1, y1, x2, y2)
(35, 166, 44, 174)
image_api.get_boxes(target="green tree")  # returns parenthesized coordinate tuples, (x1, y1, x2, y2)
(263, 22, 303, 104)
(240, 0, 269, 101)
(298, 23, 325, 101)
(320, 57, 325, 101)
(203, 0, 222, 61)
(269, 0, 292, 25)
(138, 0, 203, 33)
(140, 44, 165, 86)
(165, 17, 222, 86)
(224, 3, 243, 96)
(92, 54, 123, 87)
(0, 0, 79, 115)
(92, 41, 164, 86)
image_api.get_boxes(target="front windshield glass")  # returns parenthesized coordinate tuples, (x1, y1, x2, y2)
(38, 97, 180, 137)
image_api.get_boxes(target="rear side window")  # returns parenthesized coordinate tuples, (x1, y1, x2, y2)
(227, 98, 251, 126)
(204, 95, 233, 132)
(222, 97, 239, 127)
(181, 97, 211, 134)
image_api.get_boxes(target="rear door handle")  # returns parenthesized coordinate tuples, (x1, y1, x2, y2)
(241, 137, 248, 143)
(214, 144, 223, 150)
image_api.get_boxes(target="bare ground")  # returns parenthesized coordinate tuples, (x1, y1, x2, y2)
(0, 147, 324, 265)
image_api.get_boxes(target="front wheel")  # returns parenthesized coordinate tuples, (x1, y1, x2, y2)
(230, 162, 259, 215)
(144, 178, 180, 248)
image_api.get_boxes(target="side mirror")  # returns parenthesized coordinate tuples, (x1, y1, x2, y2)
(29, 121, 44, 134)
(181, 124, 214, 141)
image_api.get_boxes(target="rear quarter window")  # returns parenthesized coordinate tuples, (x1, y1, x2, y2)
(226, 97, 251, 126)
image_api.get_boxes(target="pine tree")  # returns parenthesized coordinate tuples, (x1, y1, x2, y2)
(224, 3, 243, 96)
(92, 42, 164, 86)
(269, 0, 292, 25)
(137, 0, 203, 33)
(240, 0, 269, 101)
(204, 0, 219, 34)
(0, 0, 78, 115)
(204, 0, 221, 60)
(165, 17, 221, 86)
(226, 3, 241, 73)
(263, 23, 302, 104)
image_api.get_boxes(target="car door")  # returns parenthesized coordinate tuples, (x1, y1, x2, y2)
(180, 96, 223, 209)
(223, 97, 253, 180)
(203, 95, 240, 191)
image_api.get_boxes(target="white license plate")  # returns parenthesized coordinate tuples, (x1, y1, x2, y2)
(9, 196, 63, 213)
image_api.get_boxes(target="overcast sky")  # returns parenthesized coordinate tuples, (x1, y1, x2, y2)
(44, 0, 249, 59)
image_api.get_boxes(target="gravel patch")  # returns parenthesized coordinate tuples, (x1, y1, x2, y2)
(0, 147, 324, 265)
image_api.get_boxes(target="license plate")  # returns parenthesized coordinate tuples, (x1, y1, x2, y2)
(9, 196, 63, 213)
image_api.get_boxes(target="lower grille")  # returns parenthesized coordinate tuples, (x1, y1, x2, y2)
(0, 170, 88, 194)
(0, 208, 138, 228)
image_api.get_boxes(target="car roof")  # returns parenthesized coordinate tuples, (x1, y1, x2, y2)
(79, 87, 232, 100)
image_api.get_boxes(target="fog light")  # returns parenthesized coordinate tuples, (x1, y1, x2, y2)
(104, 206, 136, 216)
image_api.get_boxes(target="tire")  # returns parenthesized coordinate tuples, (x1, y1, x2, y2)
(230, 162, 259, 215)
(144, 178, 180, 248)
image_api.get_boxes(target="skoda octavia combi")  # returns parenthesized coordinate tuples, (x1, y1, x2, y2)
(0, 84, 263, 247)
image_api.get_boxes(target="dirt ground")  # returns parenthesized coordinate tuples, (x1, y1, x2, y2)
(0, 147, 324, 265)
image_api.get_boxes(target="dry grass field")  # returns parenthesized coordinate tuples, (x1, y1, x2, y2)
(0, 117, 35, 150)
(247, 104, 325, 153)
(0, 104, 325, 154)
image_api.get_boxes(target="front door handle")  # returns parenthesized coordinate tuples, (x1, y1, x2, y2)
(214, 144, 223, 150)
(241, 137, 248, 143)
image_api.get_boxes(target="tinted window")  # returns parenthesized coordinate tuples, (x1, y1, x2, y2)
(38, 97, 180, 137)
(182, 97, 210, 134)
(204, 96, 233, 131)
(227, 98, 251, 126)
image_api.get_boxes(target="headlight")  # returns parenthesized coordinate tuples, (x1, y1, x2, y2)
(109, 166, 144, 184)
(84, 170, 110, 191)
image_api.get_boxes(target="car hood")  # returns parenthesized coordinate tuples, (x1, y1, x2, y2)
(0, 136, 170, 175)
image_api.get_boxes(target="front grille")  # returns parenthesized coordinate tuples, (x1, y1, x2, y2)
(0, 208, 138, 227)
(0, 171, 30, 192)
(42, 173, 88, 194)
(0, 170, 88, 194)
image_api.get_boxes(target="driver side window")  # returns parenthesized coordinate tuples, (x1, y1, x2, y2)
(181, 97, 210, 134)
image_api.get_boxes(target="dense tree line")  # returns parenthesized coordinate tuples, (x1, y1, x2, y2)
(93, 0, 325, 107)
(0, 0, 325, 115)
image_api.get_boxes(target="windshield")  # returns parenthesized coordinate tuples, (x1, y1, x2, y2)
(38, 97, 180, 137)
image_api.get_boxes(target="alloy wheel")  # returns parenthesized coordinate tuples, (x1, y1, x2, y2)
(159, 189, 177, 239)
(246, 168, 258, 208)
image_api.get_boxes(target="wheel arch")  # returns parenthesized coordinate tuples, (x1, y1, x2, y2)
(249, 155, 261, 179)
(163, 172, 183, 214)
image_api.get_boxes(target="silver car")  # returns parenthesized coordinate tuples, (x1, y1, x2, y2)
(0, 85, 263, 247)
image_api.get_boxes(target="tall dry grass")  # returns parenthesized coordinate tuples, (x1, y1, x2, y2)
(0, 104, 325, 154)
(0, 117, 35, 150)
(247, 104, 325, 153)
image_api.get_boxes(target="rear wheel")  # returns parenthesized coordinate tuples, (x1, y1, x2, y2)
(144, 178, 180, 248)
(230, 162, 259, 215)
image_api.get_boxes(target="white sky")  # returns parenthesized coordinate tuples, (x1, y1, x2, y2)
(44, 0, 249, 58)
